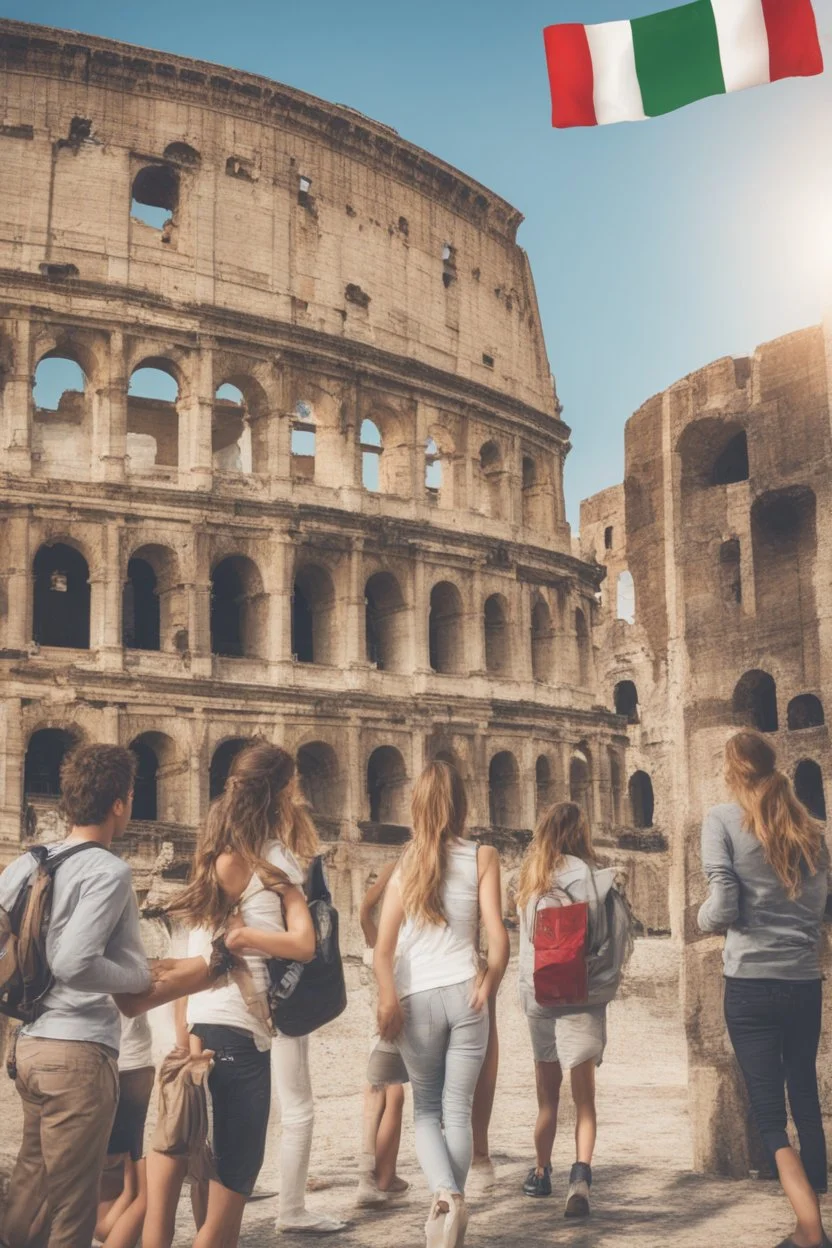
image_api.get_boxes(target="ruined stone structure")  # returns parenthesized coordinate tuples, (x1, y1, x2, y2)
(0, 21, 674, 951)
(581, 325, 832, 1177)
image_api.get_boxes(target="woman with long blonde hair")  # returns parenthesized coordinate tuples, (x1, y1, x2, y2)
(144, 741, 343, 1248)
(516, 802, 613, 1218)
(375, 761, 509, 1248)
(699, 731, 829, 1248)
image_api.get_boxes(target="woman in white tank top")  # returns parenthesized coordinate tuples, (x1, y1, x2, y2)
(375, 761, 509, 1248)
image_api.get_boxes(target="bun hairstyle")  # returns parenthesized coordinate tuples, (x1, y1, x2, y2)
(725, 730, 826, 899)
(168, 739, 320, 928)
(399, 760, 468, 926)
(516, 801, 597, 911)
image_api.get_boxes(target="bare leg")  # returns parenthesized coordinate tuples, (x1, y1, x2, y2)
(191, 1179, 247, 1248)
(570, 1061, 597, 1165)
(101, 1158, 148, 1248)
(375, 1084, 405, 1190)
(142, 1151, 188, 1248)
(472, 995, 498, 1163)
(534, 1061, 563, 1171)
(361, 1083, 387, 1176)
(774, 1146, 825, 1247)
(96, 1156, 133, 1241)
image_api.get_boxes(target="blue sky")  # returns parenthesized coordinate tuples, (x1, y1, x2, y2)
(14, 0, 832, 526)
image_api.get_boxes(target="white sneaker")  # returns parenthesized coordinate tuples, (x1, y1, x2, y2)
(276, 1211, 347, 1234)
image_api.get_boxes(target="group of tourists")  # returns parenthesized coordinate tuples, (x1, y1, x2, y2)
(0, 727, 828, 1248)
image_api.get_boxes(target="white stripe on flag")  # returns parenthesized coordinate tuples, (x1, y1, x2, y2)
(710, 0, 772, 92)
(585, 20, 647, 125)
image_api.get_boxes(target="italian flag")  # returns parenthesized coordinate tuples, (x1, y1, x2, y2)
(544, 0, 823, 127)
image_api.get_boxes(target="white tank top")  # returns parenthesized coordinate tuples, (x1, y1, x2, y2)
(394, 840, 480, 999)
(186, 840, 304, 1051)
(118, 1013, 154, 1072)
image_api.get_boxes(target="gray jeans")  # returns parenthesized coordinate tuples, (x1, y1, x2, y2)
(397, 978, 489, 1195)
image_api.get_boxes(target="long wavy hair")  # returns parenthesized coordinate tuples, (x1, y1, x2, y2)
(516, 801, 597, 911)
(167, 740, 319, 928)
(399, 760, 468, 926)
(725, 731, 825, 899)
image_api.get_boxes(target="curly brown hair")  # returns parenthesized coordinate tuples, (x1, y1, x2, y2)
(60, 744, 136, 827)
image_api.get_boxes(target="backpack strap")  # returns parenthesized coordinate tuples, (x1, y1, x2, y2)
(44, 841, 108, 877)
(305, 855, 329, 905)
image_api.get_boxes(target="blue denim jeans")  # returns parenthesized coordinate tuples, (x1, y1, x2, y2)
(396, 978, 489, 1196)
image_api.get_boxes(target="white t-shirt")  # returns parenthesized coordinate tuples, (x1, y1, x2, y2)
(394, 839, 480, 999)
(118, 1013, 154, 1072)
(186, 840, 304, 1051)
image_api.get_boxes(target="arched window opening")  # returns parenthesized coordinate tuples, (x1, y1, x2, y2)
(130, 739, 159, 821)
(575, 609, 590, 685)
(788, 695, 825, 732)
(127, 363, 179, 471)
(751, 488, 816, 621)
(213, 383, 251, 473)
(297, 742, 342, 822)
(489, 751, 521, 829)
(209, 738, 249, 801)
(733, 670, 778, 733)
(291, 400, 316, 481)
(569, 748, 592, 821)
(609, 750, 623, 825)
(535, 755, 555, 816)
(484, 594, 510, 676)
(365, 572, 407, 672)
(123, 558, 160, 651)
(616, 571, 635, 624)
(521, 455, 542, 530)
(719, 539, 742, 607)
(361, 419, 382, 492)
(131, 164, 178, 232)
(210, 556, 265, 659)
(33, 543, 90, 649)
(292, 565, 336, 665)
(129, 732, 181, 823)
(629, 771, 655, 828)
(425, 437, 441, 495)
(604, 526, 614, 551)
(32, 353, 90, 478)
(711, 431, 749, 486)
(614, 679, 639, 724)
(429, 581, 464, 674)
(795, 760, 826, 821)
(367, 746, 409, 825)
(479, 441, 504, 519)
(33, 355, 86, 416)
(163, 141, 200, 167)
(24, 728, 77, 797)
(531, 597, 554, 683)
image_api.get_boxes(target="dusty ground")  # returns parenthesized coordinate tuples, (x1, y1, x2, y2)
(0, 939, 818, 1246)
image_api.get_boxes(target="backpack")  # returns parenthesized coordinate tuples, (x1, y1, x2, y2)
(266, 855, 347, 1038)
(585, 882, 635, 1006)
(532, 881, 591, 1007)
(0, 841, 105, 1024)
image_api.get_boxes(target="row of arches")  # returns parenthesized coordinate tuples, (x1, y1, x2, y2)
(732, 672, 824, 736)
(31, 542, 593, 685)
(22, 729, 662, 832)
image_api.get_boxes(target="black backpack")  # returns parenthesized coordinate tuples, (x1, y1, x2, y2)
(266, 855, 347, 1038)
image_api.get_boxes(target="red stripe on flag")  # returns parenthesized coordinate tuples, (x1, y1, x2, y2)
(761, 0, 824, 81)
(543, 24, 597, 128)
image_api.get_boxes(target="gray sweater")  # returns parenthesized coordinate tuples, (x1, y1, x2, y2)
(0, 840, 152, 1051)
(698, 802, 827, 980)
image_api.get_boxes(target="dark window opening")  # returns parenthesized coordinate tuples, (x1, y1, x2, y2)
(364, 572, 406, 673)
(482, 353, 495, 369)
(711, 431, 749, 486)
(292, 565, 336, 666)
(719, 539, 742, 606)
(522, 456, 536, 490)
(733, 670, 778, 733)
(531, 598, 554, 683)
(297, 742, 341, 821)
(131, 165, 178, 232)
(24, 728, 76, 797)
(629, 771, 654, 828)
(535, 755, 555, 815)
(123, 558, 160, 651)
(614, 679, 639, 724)
(209, 738, 249, 801)
(575, 608, 590, 685)
(367, 746, 408, 825)
(442, 242, 457, 288)
(484, 594, 509, 676)
(604, 526, 613, 551)
(131, 741, 158, 821)
(489, 751, 521, 829)
(429, 582, 464, 674)
(795, 760, 826, 821)
(210, 557, 263, 659)
(292, 585, 314, 663)
(33, 543, 90, 649)
(788, 694, 825, 731)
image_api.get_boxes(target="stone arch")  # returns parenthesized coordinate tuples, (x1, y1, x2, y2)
(362, 408, 411, 496)
(795, 759, 826, 821)
(123, 543, 181, 654)
(629, 770, 655, 828)
(787, 694, 824, 731)
(733, 670, 778, 733)
(367, 746, 409, 825)
(489, 750, 521, 828)
(609, 748, 623, 825)
(209, 737, 250, 800)
(484, 593, 510, 676)
(365, 571, 408, 672)
(478, 440, 506, 520)
(131, 164, 178, 231)
(531, 595, 554, 682)
(297, 741, 344, 823)
(212, 382, 251, 473)
(210, 555, 267, 659)
(292, 563, 337, 665)
(32, 348, 91, 480)
(24, 726, 81, 797)
(535, 754, 556, 816)
(521, 452, 551, 533)
(751, 487, 816, 622)
(429, 580, 464, 674)
(677, 418, 748, 490)
(33, 541, 90, 649)
(291, 399, 316, 482)
(127, 358, 180, 471)
(129, 731, 180, 823)
(614, 679, 639, 724)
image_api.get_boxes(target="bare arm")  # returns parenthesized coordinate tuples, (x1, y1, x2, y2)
(374, 874, 405, 1041)
(360, 860, 397, 949)
(471, 845, 509, 1012)
(224, 886, 315, 962)
(114, 955, 212, 1018)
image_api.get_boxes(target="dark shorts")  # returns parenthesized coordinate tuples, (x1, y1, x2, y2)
(190, 1023, 271, 1197)
(108, 1065, 156, 1162)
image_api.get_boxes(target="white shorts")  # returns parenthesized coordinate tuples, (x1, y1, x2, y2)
(526, 1004, 607, 1069)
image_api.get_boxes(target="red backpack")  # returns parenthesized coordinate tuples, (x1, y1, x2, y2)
(532, 885, 590, 1007)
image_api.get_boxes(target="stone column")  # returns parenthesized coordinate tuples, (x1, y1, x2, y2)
(344, 723, 363, 839)
(514, 583, 533, 683)
(467, 571, 486, 675)
(266, 536, 291, 670)
(520, 736, 537, 830)
(1, 698, 24, 854)
(344, 541, 365, 669)
(412, 559, 429, 675)
(4, 318, 33, 475)
(5, 514, 31, 651)
(96, 329, 127, 483)
(187, 531, 213, 679)
(180, 347, 213, 493)
(97, 522, 124, 669)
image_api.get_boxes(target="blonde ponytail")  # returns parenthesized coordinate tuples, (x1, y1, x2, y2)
(516, 801, 596, 911)
(399, 760, 467, 925)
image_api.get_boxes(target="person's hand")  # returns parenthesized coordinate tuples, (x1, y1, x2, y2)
(149, 958, 177, 983)
(223, 916, 248, 953)
(470, 975, 492, 1013)
(377, 996, 404, 1042)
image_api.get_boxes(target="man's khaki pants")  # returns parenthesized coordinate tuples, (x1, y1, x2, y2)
(1, 1035, 119, 1248)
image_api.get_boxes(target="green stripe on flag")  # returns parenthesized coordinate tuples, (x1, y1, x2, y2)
(631, 0, 726, 117)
